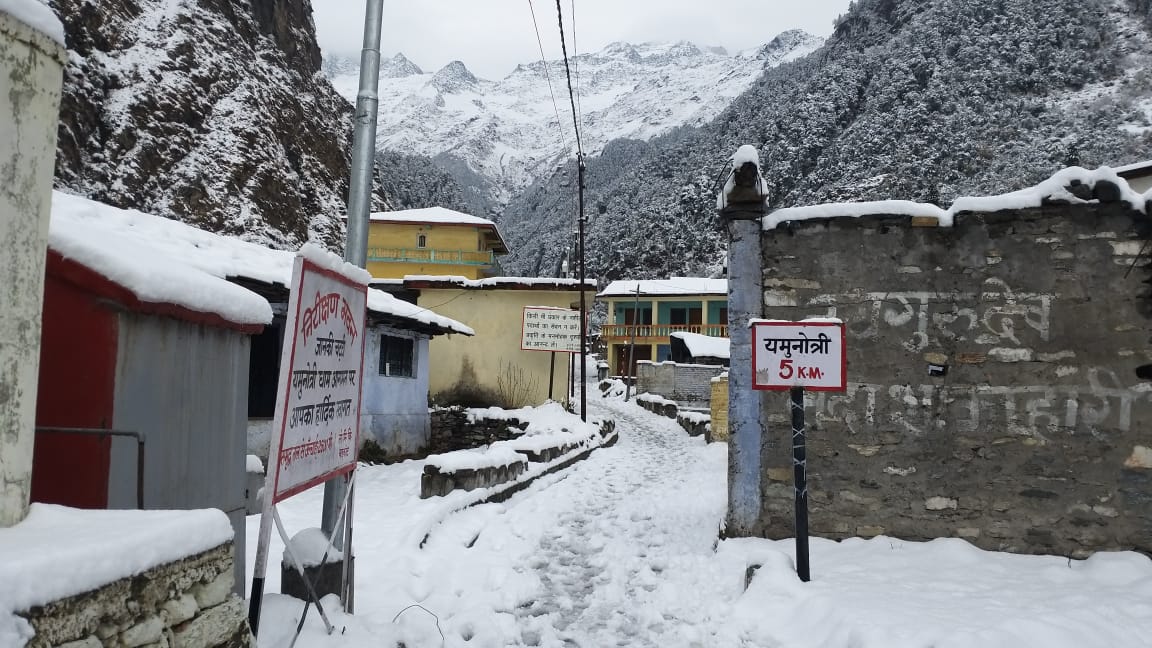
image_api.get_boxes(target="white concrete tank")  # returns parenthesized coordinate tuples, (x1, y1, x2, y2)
(0, 2, 66, 527)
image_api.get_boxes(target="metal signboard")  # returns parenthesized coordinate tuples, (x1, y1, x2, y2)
(752, 320, 847, 392)
(521, 306, 582, 353)
(268, 256, 368, 502)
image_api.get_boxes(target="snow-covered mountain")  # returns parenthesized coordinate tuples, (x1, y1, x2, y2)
(326, 30, 823, 205)
(49, 0, 384, 249)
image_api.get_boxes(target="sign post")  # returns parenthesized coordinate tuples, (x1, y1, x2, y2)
(522, 306, 582, 401)
(752, 318, 846, 582)
(248, 249, 368, 635)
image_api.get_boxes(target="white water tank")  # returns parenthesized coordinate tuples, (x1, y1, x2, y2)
(0, 2, 66, 527)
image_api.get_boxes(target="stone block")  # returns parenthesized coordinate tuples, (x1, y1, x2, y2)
(120, 616, 164, 648)
(161, 594, 199, 626)
(172, 596, 249, 648)
(924, 497, 958, 511)
(192, 570, 233, 609)
(57, 637, 101, 648)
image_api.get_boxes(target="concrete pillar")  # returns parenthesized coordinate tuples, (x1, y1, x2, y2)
(0, 8, 67, 527)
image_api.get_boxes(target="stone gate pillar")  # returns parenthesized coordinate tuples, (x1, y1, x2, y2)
(0, 5, 66, 527)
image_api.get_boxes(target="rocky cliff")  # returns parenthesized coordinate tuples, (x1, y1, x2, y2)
(50, 0, 379, 248)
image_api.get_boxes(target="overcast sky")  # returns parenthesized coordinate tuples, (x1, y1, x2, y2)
(312, 1, 853, 79)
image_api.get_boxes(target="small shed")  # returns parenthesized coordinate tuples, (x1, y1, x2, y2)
(670, 331, 731, 366)
(33, 192, 273, 591)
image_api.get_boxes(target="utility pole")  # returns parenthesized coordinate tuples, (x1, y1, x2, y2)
(624, 282, 640, 402)
(322, 0, 383, 562)
(577, 156, 588, 421)
(720, 145, 767, 537)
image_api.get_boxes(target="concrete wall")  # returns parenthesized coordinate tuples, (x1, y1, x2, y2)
(422, 289, 578, 408)
(0, 11, 66, 527)
(112, 314, 251, 591)
(636, 360, 727, 406)
(362, 325, 432, 455)
(755, 202, 1152, 557)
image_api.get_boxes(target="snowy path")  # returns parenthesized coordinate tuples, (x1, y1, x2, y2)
(502, 397, 727, 647)
(252, 389, 1152, 648)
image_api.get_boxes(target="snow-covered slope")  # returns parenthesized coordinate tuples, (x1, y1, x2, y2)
(50, 0, 384, 250)
(326, 30, 822, 204)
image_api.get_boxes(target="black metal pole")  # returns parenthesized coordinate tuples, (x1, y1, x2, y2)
(548, 351, 556, 400)
(791, 386, 810, 582)
(577, 156, 587, 422)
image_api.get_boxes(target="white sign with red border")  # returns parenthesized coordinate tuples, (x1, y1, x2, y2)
(521, 306, 582, 353)
(268, 255, 368, 502)
(752, 319, 846, 391)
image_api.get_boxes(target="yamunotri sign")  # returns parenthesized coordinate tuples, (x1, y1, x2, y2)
(752, 319, 847, 392)
(268, 256, 368, 502)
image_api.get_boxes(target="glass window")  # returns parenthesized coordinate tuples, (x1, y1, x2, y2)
(379, 335, 415, 377)
(417, 234, 427, 248)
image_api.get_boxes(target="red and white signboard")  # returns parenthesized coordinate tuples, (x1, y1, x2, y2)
(267, 255, 368, 502)
(752, 320, 846, 391)
(521, 306, 582, 353)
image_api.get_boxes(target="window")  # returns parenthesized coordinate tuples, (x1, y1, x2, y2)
(669, 307, 702, 326)
(379, 335, 415, 377)
(416, 234, 427, 248)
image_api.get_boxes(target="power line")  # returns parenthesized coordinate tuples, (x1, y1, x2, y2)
(527, 0, 568, 152)
(569, 0, 583, 135)
(554, 0, 583, 157)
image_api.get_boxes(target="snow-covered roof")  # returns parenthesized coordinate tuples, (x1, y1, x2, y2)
(763, 166, 1146, 230)
(49, 192, 472, 335)
(404, 275, 596, 291)
(597, 278, 727, 298)
(670, 332, 730, 359)
(0, 0, 66, 46)
(1113, 159, 1152, 177)
(368, 207, 496, 227)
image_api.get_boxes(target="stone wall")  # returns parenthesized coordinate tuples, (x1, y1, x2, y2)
(636, 361, 727, 406)
(18, 542, 250, 648)
(428, 408, 528, 454)
(756, 200, 1152, 557)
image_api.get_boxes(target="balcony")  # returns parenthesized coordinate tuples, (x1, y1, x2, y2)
(367, 247, 495, 266)
(600, 324, 728, 340)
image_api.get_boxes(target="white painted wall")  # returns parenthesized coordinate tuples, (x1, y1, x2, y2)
(0, 12, 66, 527)
(361, 326, 432, 455)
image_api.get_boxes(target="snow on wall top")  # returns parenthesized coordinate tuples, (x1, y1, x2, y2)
(368, 206, 498, 227)
(597, 277, 727, 298)
(0, 0, 65, 46)
(0, 505, 232, 623)
(762, 166, 1146, 230)
(404, 275, 596, 290)
(50, 192, 470, 334)
(670, 331, 731, 359)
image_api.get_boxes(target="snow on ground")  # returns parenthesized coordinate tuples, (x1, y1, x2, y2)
(249, 369, 1152, 647)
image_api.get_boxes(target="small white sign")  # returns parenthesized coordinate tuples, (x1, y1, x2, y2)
(752, 320, 846, 391)
(268, 256, 368, 502)
(521, 306, 582, 353)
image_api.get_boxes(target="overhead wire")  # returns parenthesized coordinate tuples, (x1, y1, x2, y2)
(554, 0, 584, 157)
(569, 0, 584, 135)
(527, 0, 568, 152)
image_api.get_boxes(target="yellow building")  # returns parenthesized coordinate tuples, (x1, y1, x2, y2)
(597, 278, 729, 376)
(400, 276, 595, 408)
(364, 207, 508, 280)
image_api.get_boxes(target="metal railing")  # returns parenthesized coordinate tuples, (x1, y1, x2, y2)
(34, 426, 145, 509)
(366, 247, 495, 266)
(600, 324, 729, 339)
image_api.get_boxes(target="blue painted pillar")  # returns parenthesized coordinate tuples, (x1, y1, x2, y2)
(719, 145, 767, 536)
